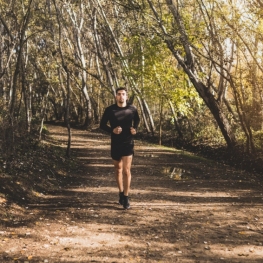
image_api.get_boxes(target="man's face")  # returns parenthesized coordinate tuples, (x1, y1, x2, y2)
(116, 90, 127, 103)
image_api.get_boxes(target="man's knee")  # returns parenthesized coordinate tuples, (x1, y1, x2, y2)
(122, 167, 131, 176)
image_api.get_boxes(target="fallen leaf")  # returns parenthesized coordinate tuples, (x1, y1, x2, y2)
(238, 253, 249, 257)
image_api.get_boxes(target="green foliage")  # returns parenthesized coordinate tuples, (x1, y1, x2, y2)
(252, 130, 263, 151)
(193, 120, 226, 146)
(0, 0, 262, 154)
(122, 27, 203, 120)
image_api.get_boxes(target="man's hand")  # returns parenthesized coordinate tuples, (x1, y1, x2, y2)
(113, 126, 122, 134)
(130, 127, 137, 135)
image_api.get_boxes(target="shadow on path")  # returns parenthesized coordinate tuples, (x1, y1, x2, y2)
(0, 124, 263, 263)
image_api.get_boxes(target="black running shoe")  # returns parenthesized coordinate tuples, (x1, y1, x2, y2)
(119, 191, 124, 205)
(123, 195, 130, 209)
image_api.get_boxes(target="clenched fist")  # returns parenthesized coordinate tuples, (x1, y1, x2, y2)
(130, 127, 137, 135)
(113, 126, 122, 134)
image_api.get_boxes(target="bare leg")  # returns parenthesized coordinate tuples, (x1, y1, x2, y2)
(121, 155, 133, 196)
(113, 159, 123, 193)
(113, 155, 133, 196)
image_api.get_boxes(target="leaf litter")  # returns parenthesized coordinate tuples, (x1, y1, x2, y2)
(0, 124, 263, 262)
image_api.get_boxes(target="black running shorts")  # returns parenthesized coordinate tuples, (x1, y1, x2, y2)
(111, 141, 134, 161)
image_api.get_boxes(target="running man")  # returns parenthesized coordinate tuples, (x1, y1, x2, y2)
(100, 87, 140, 209)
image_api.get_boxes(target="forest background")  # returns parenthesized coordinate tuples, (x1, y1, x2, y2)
(1, 0, 263, 176)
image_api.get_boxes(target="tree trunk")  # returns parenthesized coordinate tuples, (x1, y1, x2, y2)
(65, 69, 71, 157)
(136, 95, 151, 133)
(148, 0, 236, 148)
(39, 84, 49, 141)
(66, 3, 93, 128)
(168, 100, 183, 139)
(142, 98, 155, 135)
(92, 9, 116, 95)
(53, 0, 71, 157)
(159, 96, 163, 145)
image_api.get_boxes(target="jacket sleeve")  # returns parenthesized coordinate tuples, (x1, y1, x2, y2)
(99, 107, 112, 133)
(133, 108, 140, 129)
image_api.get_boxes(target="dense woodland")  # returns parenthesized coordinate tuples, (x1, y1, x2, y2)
(0, 0, 263, 172)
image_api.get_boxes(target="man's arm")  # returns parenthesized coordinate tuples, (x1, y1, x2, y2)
(99, 108, 112, 133)
(133, 108, 140, 130)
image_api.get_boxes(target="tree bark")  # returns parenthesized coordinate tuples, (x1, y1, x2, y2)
(66, 3, 93, 128)
(53, 0, 72, 157)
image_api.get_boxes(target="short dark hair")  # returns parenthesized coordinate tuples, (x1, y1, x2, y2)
(116, 87, 128, 93)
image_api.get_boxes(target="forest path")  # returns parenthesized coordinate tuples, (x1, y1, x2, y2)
(1, 124, 263, 263)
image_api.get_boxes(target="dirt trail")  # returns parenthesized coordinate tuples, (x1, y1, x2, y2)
(1, 124, 263, 263)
